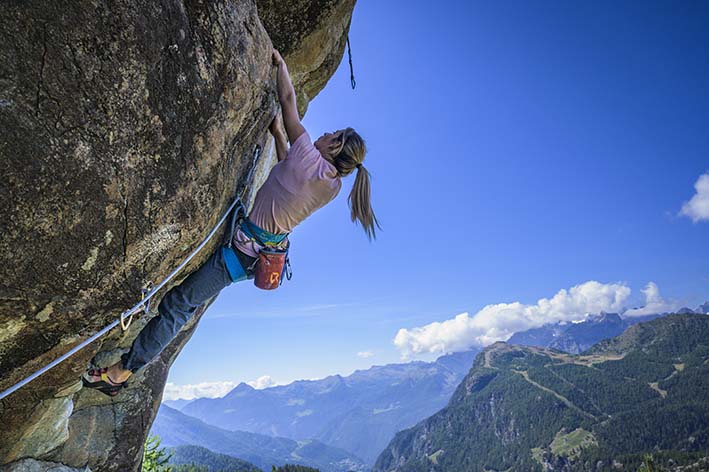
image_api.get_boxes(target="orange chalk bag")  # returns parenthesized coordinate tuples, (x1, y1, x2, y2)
(254, 246, 290, 290)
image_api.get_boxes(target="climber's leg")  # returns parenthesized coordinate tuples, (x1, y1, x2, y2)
(82, 244, 255, 394)
(119, 246, 235, 373)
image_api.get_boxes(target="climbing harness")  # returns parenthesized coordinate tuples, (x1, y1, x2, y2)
(223, 207, 292, 290)
(0, 145, 263, 401)
(347, 36, 356, 90)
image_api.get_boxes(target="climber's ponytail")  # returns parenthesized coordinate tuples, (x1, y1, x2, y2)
(349, 163, 380, 240)
(331, 128, 380, 240)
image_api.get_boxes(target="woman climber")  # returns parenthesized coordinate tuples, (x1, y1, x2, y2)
(82, 49, 379, 396)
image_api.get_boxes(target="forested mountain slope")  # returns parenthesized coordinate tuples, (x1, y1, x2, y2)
(374, 314, 709, 472)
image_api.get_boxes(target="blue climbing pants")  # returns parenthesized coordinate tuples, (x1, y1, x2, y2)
(121, 246, 252, 372)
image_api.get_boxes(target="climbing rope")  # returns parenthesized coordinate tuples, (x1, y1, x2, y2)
(0, 145, 262, 401)
(347, 36, 356, 90)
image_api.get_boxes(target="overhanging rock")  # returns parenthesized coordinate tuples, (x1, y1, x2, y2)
(0, 0, 355, 470)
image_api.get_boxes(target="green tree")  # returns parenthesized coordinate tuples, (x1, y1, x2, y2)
(637, 454, 666, 472)
(142, 435, 173, 472)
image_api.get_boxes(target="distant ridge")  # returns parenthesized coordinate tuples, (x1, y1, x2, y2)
(164, 398, 194, 411)
(508, 311, 662, 353)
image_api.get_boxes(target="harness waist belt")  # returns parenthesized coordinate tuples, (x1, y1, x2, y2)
(240, 218, 289, 246)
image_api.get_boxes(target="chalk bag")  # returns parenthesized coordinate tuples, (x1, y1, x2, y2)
(254, 247, 288, 290)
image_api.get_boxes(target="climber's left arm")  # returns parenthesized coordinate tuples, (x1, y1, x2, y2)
(273, 49, 306, 145)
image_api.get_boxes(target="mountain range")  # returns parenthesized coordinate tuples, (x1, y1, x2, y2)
(172, 349, 478, 464)
(158, 304, 709, 470)
(374, 313, 709, 471)
(151, 404, 367, 472)
(508, 303, 709, 355)
(507, 312, 660, 354)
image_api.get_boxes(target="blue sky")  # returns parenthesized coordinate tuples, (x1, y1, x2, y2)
(165, 0, 709, 398)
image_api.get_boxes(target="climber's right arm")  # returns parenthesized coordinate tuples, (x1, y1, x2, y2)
(273, 49, 306, 145)
(269, 114, 288, 162)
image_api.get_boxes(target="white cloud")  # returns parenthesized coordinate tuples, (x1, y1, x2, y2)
(163, 381, 236, 401)
(247, 375, 277, 390)
(394, 281, 631, 358)
(680, 172, 709, 222)
(357, 351, 374, 358)
(623, 282, 681, 317)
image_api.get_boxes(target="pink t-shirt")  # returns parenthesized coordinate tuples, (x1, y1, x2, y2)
(233, 132, 342, 257)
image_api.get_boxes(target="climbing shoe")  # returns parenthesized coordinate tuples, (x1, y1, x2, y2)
(81, 367, 128, 397)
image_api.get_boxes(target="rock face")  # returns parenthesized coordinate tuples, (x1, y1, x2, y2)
(0, 0, 355, 470)
(256, 0, 356, 115)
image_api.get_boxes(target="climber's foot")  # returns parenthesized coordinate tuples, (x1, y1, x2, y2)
(81, 367, 128, 397)
(106, 362, 132, 383)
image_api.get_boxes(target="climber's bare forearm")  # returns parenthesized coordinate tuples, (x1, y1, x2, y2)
(276, 59, 296, 108)
(272, 128, 288, 162)
(273, 49, 305, 144)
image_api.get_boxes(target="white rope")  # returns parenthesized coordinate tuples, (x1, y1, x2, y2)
(0, 146, 261, 401)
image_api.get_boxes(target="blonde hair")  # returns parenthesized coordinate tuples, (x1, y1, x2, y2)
(331, 128, 380, 240)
